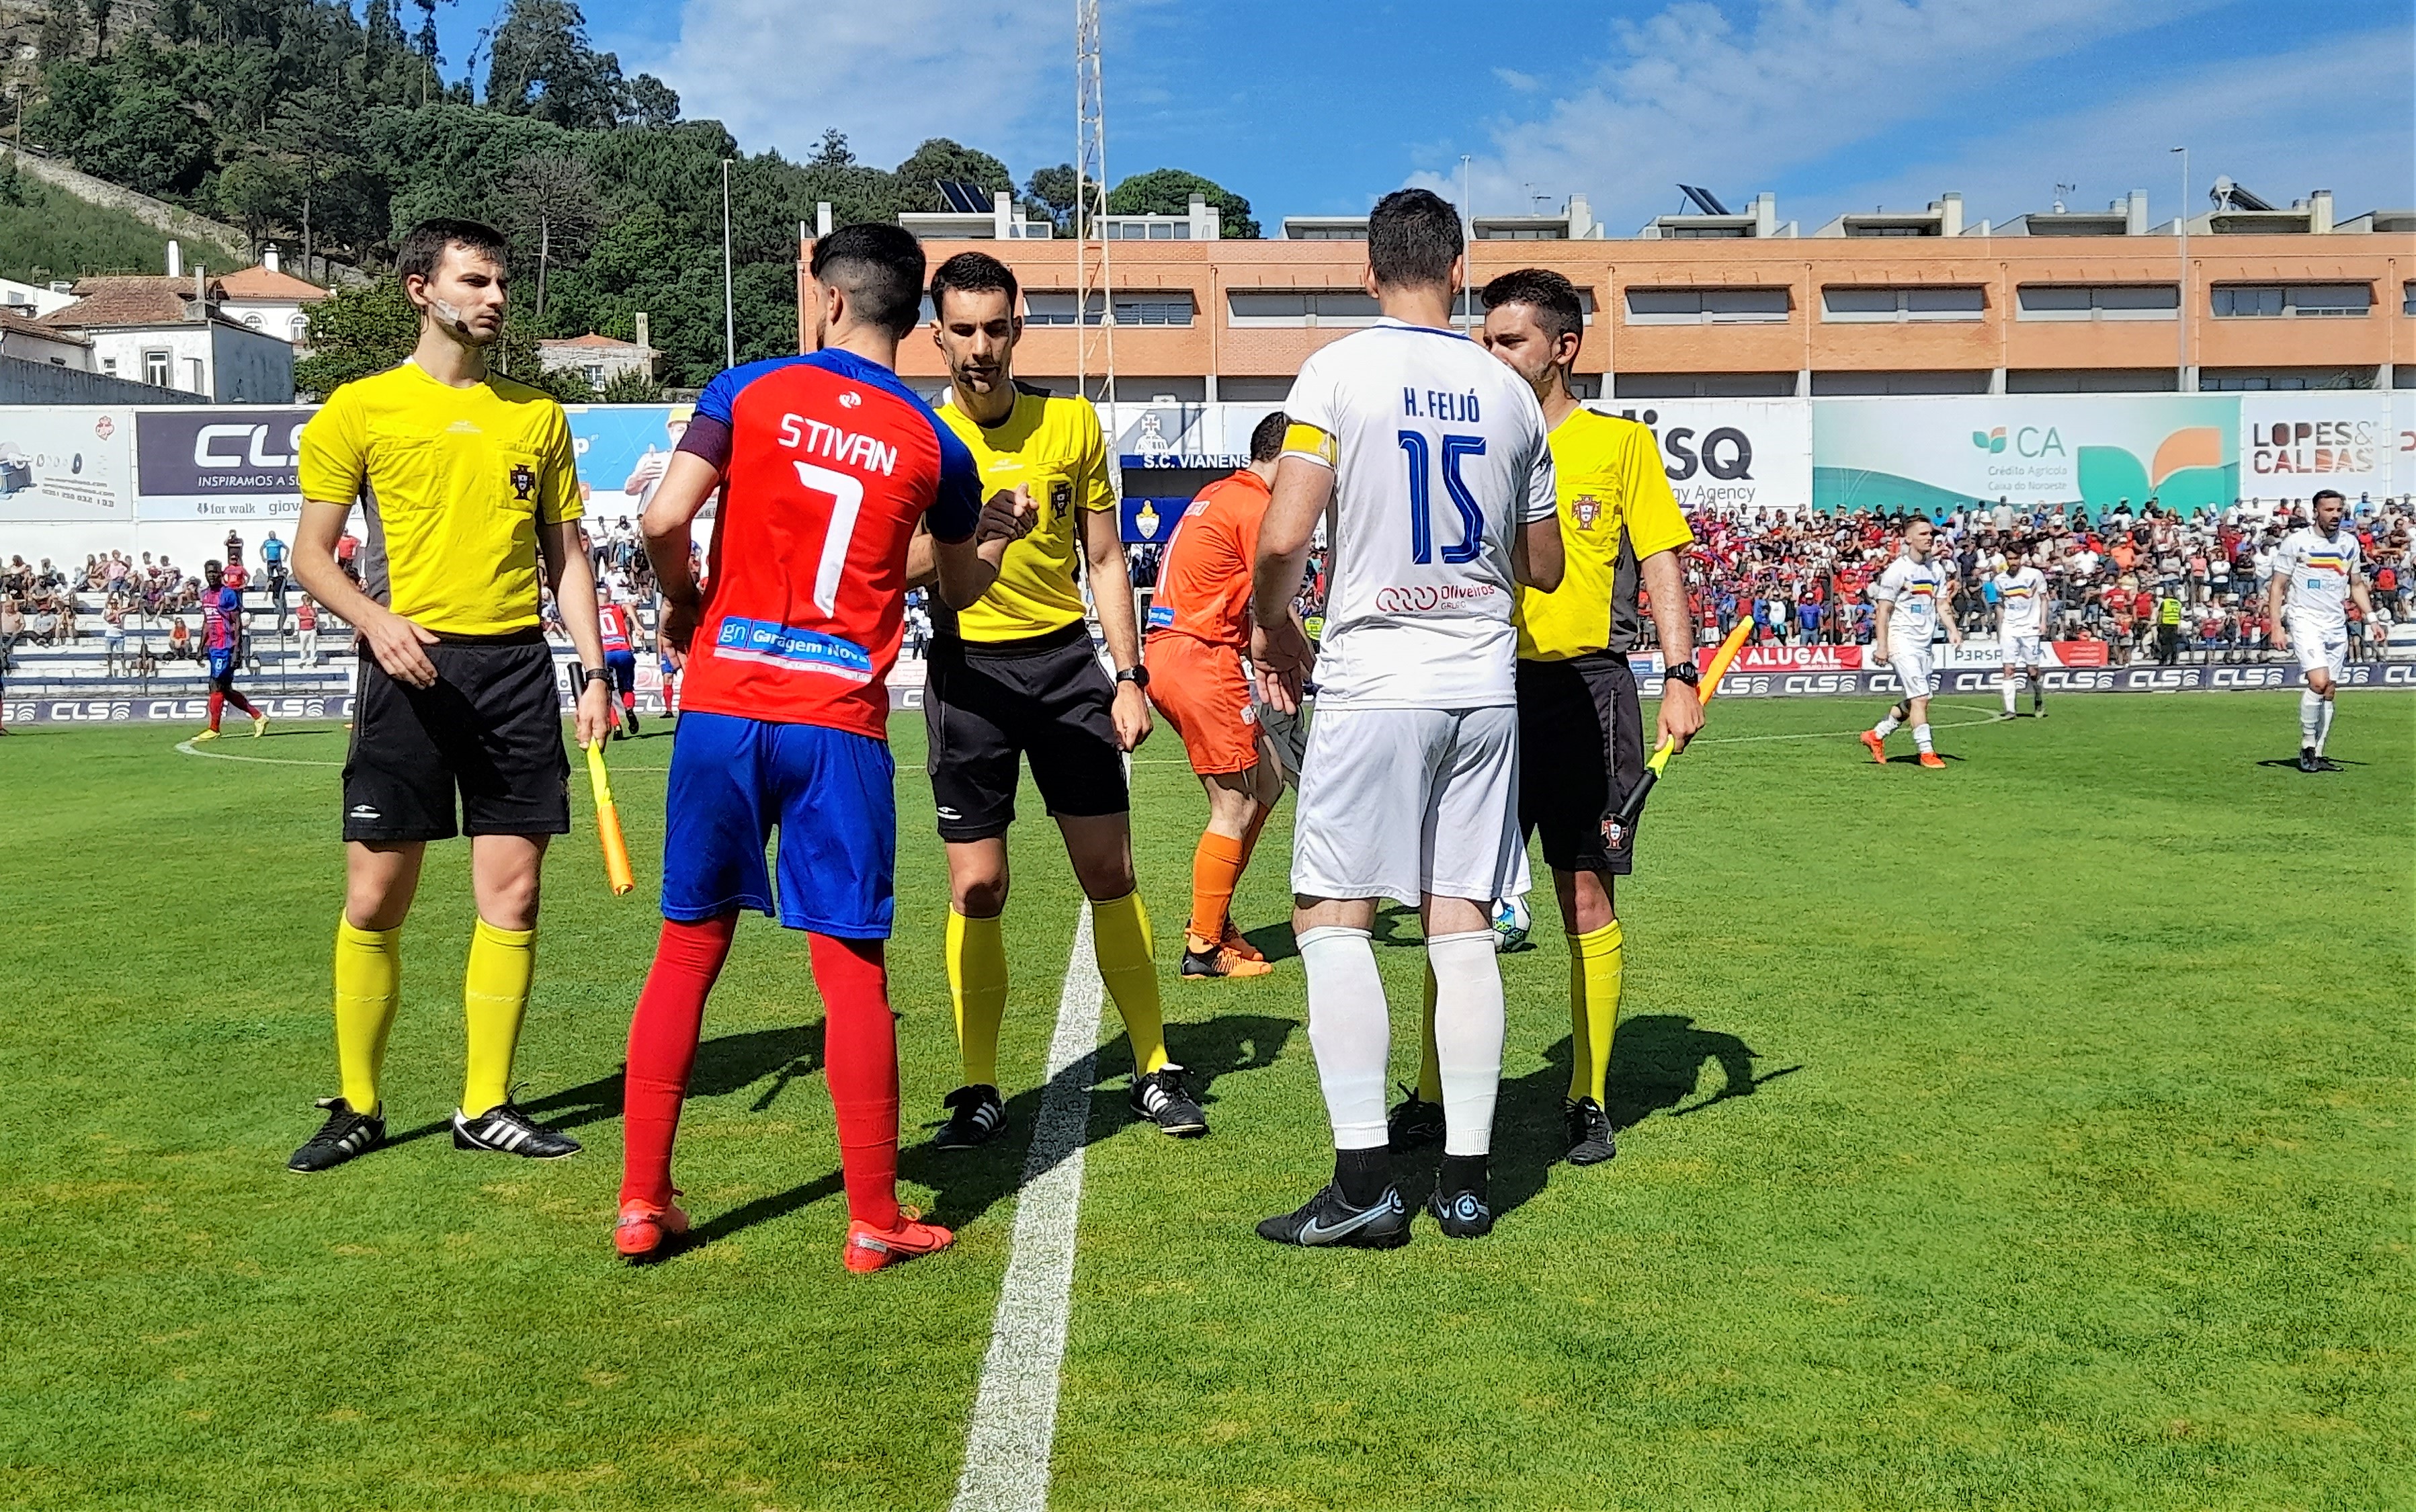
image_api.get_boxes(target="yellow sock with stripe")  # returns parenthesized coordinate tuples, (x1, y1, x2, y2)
(461, 920, 535, 1118)
(333, 918, 401, 1114)
(1565, 919, 1625, 1105)
(1415, 961, 1441, 1105)
(1091, 890, 1169, 1075)
(947, 909, 1009, 1088)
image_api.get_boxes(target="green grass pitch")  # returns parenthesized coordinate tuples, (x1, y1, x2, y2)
(0, 692, 2408, 1511)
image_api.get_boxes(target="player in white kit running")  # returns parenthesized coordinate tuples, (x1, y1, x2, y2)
(1991, 549, 2050, 718)
(1860, 516, 1960, 769)
(2265, 488, 2372, 773)
(1248, 189, 1564, 1247)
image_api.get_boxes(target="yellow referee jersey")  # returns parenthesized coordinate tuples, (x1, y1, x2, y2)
(1516, 408, 1693, 661)
(935, 383, 1116, 642)
(297, 362, 582, 636)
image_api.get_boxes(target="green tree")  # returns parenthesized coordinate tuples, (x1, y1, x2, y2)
(1024, 162, 1077, 233)
(892, 137, 1009, 212)
(484, 0, 625, 129)
(294, 277, 419, 396)
(809, 128, 851, 168)
(213, 154, 296, 245)
(38, 3, 82, 64)
(1106, 167, 1258, 237)
(499, 150, 601, 322)
(597, 364, 661, 402)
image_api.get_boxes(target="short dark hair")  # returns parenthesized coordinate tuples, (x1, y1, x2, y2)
(397, 218, 508, 285)
(1480, 267, 1583, 346)
(929, 251, 1019, 320)
(2311, 488, 2346, 506)
(1249, 410, 1288, 462)
(1367, 188, 1462, 292)
(810, 222, 927, 339)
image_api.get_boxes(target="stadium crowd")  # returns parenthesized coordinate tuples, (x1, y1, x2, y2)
(7, 491, 2410, 673)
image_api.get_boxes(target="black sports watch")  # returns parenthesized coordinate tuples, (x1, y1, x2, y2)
(580, 665, 612, 687)
(1114, 665, 1151, 690)
(1663, 661, 1702, 687)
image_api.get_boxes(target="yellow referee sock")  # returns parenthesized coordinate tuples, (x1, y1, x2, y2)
(1415, 961, 1440, 1105)
(461, 920, 535, 1118)
(1091, 890, 1169, 1075)
(333, 918, 401, 1114)
(948, 909, 1009, 1088)
(1566, 920, 1625, 1105)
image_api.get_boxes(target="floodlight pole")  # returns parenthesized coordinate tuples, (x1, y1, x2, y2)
(2171, 145, 2189, 392)
(722, 157, 737, 370)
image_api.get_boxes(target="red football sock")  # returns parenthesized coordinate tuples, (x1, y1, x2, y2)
(809, 931, 901, 1230)
(621, 689, 636, 712)
(206, 689, 224, 730)
(619, 913, 739, 1208)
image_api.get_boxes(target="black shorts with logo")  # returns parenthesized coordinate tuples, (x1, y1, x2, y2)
(925, 622, 1128, 843)
(342, 630, 571, 843)
(1516, 652, 1644, 876)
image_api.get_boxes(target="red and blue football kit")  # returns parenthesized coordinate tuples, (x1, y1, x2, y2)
(597, 601, 638, 701)
(622, 347, 979, 1254)
(200, 585, 259, 729)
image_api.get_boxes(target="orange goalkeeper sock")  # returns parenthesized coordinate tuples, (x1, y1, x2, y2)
(1188, 830, 1247, 948)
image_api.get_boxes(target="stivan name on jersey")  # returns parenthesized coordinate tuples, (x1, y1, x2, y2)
(1403, 388, 1481, 423)
(776, 412, 899, 476)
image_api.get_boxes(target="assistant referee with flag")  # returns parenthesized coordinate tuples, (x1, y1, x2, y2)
(286, 218, 613, 1173)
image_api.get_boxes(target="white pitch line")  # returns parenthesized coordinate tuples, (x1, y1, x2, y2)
(171, 739, 674, 773)
(1688, 703, 2005, 747)
(952, 904, 1105, 1512)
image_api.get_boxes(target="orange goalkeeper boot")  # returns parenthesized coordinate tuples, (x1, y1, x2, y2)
(1219, 921, 1266, 963)
(614, 1195, 690, 1259)
(845, 1208, 955, 1273)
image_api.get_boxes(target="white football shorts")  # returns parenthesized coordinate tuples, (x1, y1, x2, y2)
(1290, 704, 1527, 907)
(1999, 633, 2044, 668)
(1889, 645, 1937, 699)
(2287, 616, 2348, 681)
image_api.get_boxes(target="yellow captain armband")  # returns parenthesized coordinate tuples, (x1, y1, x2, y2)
(1281, 423, 1337, 468)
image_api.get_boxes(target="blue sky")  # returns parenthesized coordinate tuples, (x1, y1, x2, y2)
(445, 0, 2411, 232)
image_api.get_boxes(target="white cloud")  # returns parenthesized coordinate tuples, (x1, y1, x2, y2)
(1492, 67, 1544, 93)
(643, 0, 1065, 171)
(1413, 0, 2260, 228)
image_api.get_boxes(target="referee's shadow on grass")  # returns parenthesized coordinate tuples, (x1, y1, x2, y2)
(670, 1012, 1298, 1254)
(1460, 1015, 1800, 1220)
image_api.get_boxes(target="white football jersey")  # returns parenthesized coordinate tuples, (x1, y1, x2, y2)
(1992, 566, 2048, 638)
(2274, 527, 2362, 632)
(1282, 318, 1556, 710)
(1873, 554, 1948, 643)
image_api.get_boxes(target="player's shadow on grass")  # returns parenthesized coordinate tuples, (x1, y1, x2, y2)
(1425, 1015, 1799, 1220)
(2254, 757, 2367, 769)
(672, 1012, 1298, 1255)
(380, 1024, 825, 1150)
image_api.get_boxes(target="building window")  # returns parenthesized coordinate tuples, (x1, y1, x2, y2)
(187, 356, 206, 392)
(291, 314, 310, 340)
(2210, 284, 2372, 318)
(101, 357, 116, 374)
(585, 364, 606, 386)
(1821, 286, 1985, 322)
(1022, 292, 1196, 327)
(2401, 282, 2415, 316)
(1625, 287, 1789, 325)
(2015, 284, 2179, 321)
(1226, 289, 1382, 327)
(242, 312, 263, 330)
(143, 350, 169, 387)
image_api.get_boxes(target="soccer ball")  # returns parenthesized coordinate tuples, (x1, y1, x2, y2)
(1490, 895, 1532, 952)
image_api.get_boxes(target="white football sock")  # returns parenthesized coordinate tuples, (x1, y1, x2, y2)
(1914, 722, 1933, 753)
(1298, 925, 1388, 1151)
(1426, 930, 1505, 1159)
(2315, 698, 2335, 755)
(2001, 677, 2017, 714)
(2300, 690, 2321, 748)
(1872, 712, 1902, 739)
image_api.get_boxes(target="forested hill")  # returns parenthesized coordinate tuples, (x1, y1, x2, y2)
(5, 0, 1261, 391)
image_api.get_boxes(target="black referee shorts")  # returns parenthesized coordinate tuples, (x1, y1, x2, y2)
(925, 622, 1128, 843)
(1516, 653, 1644, 877)
(342, 630, 571, 843)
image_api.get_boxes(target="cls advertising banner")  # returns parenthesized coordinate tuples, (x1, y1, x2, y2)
(1814, 394, 2242, 517)
(1591, 401, 1812, 515)
(133, 408, 313, 522)
(1630, 661, 2416, 701)
(0, 407, 134, 524)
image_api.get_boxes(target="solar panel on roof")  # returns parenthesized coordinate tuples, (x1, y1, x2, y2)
(937, 181, 991, 214)
(1678, 184, 1732, 216)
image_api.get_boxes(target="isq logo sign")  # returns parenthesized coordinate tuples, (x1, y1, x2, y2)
(1972, 427, 2007, 454)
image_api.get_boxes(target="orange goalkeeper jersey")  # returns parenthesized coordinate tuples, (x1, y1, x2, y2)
(1144, 466, 1269, 650)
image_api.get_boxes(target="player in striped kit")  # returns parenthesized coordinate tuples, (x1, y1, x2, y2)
(1990, 549, 2050, 718)
(1860, 516, 1959, 769)
(2267, 488, 2372, 773)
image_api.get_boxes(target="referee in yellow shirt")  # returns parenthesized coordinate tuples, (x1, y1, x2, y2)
(286, 218, 614, 1173)
(1395, 267, 1704, 1166)
(907, 251, 1204, 1147)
